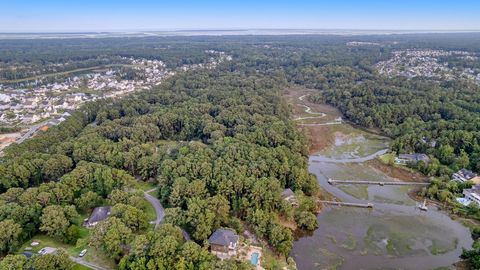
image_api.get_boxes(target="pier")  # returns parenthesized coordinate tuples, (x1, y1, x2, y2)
(327, 179, 429, 186)
(317, 200, 374, 208)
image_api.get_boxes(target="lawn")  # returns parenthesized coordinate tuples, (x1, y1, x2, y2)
(378, 153, 395, 165)
(135, 180, 157, 192)
(144, 198, 157, 222)
(18, 232, 115, 269)
(72, 264, 93, 270)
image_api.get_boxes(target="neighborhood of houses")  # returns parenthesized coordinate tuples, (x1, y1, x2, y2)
(22, 186, 300, 269)
(0, 51, 232, 153)
(394, 152, 480, 208)
(375, 49, 480, 84)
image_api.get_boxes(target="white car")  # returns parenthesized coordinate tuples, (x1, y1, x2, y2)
(79, 249, 87, 257)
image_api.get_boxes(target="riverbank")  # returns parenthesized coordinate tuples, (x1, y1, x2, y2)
(286, 86, 473, 270)
(367, 158, 429, 183)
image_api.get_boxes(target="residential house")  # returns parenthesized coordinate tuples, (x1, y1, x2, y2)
(395, 153, 430, 165)
(453, 169, 480, 184)
(208, 228, 239, 259)
(85, 206, 111, 227)
(281, 188, 299, 207)
(463, 185, 480, 206)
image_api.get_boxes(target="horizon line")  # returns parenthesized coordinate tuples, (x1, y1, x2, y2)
(1, 28, 480, 34)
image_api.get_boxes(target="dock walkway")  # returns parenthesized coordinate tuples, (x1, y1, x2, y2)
(317, 200, 374, 208)
(328, 179, 429, 186)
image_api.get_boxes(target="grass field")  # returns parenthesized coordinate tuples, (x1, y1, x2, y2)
(18, 231, 114, 269)
(72, 264, 93, 270)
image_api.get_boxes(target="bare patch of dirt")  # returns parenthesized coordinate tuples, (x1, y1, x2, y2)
(367, 159, 428, 182)
(299, 125, 334, 154)
(279, 216, 298, 230)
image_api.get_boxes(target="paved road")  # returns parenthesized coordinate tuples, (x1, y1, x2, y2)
(144, 188, 165, 228)
(143, 187, 191, 240)
(16, 124, 42, 144)
(16, 118, 56, 144)
(70, 256, 111, 270)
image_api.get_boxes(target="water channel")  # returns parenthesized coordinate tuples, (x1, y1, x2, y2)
(290, 96, 473, 270)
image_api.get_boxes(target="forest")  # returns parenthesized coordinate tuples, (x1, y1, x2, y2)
(2, 33, 480, 268)
(0, 45, 320, 269)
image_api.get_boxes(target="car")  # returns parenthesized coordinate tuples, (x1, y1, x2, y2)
(79, 249, 87, 257)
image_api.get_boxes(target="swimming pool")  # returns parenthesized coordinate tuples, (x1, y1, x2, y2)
(250, 252, 259, 265)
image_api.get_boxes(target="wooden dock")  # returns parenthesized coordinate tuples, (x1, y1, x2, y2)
(327, 179, 429, 186)
(317, 200, 374, 208)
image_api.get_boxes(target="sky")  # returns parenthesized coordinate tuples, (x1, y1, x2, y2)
(1, 0, 480, 32)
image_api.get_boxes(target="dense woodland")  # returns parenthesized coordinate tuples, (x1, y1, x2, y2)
(2, 34, 480, 268)
(0, 46, 320, 269)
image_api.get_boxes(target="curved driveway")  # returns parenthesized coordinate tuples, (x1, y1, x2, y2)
(144, 188, 165, 228)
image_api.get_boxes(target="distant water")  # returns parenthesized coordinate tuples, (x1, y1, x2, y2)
(291, 123, 473, 270)
(1, 29, 480, 39)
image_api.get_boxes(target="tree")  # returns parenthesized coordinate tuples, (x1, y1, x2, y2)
(0, 219, 22, 254)
(164, 207, 185, 227)
(438, 145, 455, 165)
(65, 224, 80, 244)
(0, 254, 28, 270)
(42, 155, 73, 181)
(89, 217, 132, 259)
(40, 205, 70, 239)
(111, 203, 149, 231)
(269, 224, 293, 257)
(75, 191, 102, 212)
(185, 198, 215, 242)
(207, 195, 230, 228)
(295, 211, 318, 230)
(30, 249, 73, 270)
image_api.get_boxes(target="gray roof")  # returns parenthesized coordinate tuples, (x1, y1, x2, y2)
(208, 228, 239, 247)
(464, 185, 480, 196)
(88, 206, 111, 224)
(457, 168, 477, 180)
(281, 188, 295, 198)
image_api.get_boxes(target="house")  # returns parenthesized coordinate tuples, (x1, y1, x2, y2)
(85, 206, 111, 227)
(281, 188, 299, 207)
(463, 185, 480, 206)
(453, 169, 480, 184)
(208, 228, 239, 258)
(395, 153, 430, 165)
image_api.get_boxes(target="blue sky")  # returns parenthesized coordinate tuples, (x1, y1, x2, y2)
(1, 0, 479, 32)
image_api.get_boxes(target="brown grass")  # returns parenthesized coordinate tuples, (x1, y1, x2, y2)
(283, 86, 343, 154)
(367, 159, 428, 182)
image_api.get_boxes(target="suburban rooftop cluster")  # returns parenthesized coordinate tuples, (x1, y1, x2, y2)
(375, 49, 480, 83)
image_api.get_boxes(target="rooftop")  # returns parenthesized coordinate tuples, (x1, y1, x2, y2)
(455, 168, 477, 180)
(87, 206, 111, 224)
(208, 228, 239, 247)
(281, 188, 295, 198)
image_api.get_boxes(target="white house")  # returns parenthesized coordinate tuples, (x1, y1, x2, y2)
(463, 185, 480, 206)
(453, 169, 480, 184)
